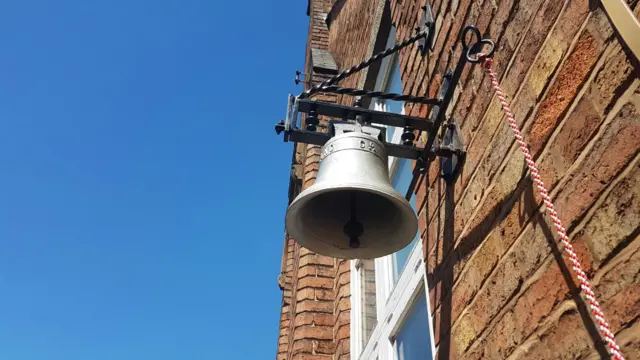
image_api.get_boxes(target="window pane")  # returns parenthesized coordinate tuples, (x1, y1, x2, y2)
(384, 56, 404, 141)
(395, 291, 432, 360)
(391, 158, 419, 282)
(360, 259, 377, 347)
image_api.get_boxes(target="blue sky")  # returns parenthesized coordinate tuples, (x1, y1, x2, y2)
(0, 1, 306, 359)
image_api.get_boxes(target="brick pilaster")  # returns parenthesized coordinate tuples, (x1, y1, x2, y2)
(276, 1, 350, 359)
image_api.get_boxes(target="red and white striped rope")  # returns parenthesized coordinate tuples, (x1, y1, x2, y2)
(480, 57, 625, 360)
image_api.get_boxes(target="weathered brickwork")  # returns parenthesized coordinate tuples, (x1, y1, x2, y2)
(276, 1, 356, 360)
(415, 0, 640, 358)
(276, 0, 640, 359)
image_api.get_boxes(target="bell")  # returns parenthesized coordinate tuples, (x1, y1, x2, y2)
(286, 130, 418, 259)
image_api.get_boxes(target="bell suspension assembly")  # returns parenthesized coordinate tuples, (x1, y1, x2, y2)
(274, 8, 496, 259)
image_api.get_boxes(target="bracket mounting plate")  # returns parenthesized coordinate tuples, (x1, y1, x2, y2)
(418, 4, 436, 55)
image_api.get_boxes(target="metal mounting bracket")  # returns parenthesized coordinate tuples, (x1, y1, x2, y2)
(294, 71, 310, 85)
(418, 4, 436, 55)
(275, 23, 495, 201)
(440, 122, 466, 183)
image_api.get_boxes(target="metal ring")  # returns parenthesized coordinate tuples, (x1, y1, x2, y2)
(461, 26, 481, 51)
(466, 39, 495, 63)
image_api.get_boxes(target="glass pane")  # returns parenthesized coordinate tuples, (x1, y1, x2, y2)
(360, 259, 377, 347)
(391, 158, 419, 282)
(395, 291, 433, 360)
(385, 57, 404, 114)
(383, 56, 403, 142)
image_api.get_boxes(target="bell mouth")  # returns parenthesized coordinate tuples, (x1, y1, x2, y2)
(285, 184, 418, 259)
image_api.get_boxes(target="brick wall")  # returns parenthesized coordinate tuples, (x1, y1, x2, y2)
(277, 0, 640, 359)
(406, 0, 640, 359)
(276, 1, 353, 359)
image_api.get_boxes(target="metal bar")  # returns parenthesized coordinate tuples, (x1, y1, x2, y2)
(418, 4, 436, 55)
(286, 128, 438, 160)
(403, 25, 487, 200)
(600, 0, 640, 63)
(317, 86, 442, 105)
(300, 29, 429, 98)
(297, 99, 434, 131)
(403, 74, 451, 200)
(388, 143, 422, 160)
(284, 94, 294, 132)
(425, 57, 465, 157)
(288, 129, 329, 146)
(291, 96, 300, 132)
(404, 53, 466, 200)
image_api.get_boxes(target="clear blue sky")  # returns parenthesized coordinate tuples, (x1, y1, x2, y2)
(0, 1, 307, 359)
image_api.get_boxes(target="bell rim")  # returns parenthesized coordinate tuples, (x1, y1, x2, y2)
(285, 181, 419, 259)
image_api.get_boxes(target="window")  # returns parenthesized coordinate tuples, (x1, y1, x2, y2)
(371, 25, 404, 142)
(395, 286, 433, 360)
(359, 259, 377, 347)
(350, 22, 436, 360)
(391, 158, 419, 283)
(354, 243, 435, 360)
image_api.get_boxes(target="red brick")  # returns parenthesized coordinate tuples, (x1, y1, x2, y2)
(315, 288, 335, 301)
(293, 325, 333, 341)
(497, 0, 551, 96)
(451, 212, 556, 352)
(298, 277, 334, 290)
(615, 320, 640, 359)
(335, 284, 349, 300)
(291, 340, 314, 356)
(296, 300, 334, 314)
(587, 44, 634, 116)
(536, 97, 604, 189)
(526, 33, 602, 154)
(336, 309, 350, 325)
(313, 313, 334, 327)
(579, 161, 640, 265)
(299, 254, 334, 267)
(447, 0, 474, 52)
(428, 13, 452, 78)
(315, 340, 336, 354)
(336, 324, 349, 341)
(337, 297, 350, 312)
(291, 355, 332, 360)
(553, 97, 640, 229)
(460, 160, 640, 358)
(463, 238, 593, 359)
(296, 288, 316, 302)
(336, 260, 349, 275)
(509, 280, 640, 360)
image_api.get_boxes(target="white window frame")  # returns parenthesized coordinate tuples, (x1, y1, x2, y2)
(350, 24, 437, 360)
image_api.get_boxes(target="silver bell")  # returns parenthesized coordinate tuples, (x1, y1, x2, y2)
(285, 130, 418, 259)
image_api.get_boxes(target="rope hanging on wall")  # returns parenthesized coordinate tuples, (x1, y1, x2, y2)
(479, 55, 625, 360)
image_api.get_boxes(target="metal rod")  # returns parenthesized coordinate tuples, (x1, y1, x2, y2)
(291, 96, 300, 130)
(345, 191, 363, 249)
(297, 99, 433, 131)
(300, 29, 429, 99)
(425, 56, 466, 156)
(317, 86, 442, 105)
(404, 46, 469, 200)
(284, 94, 294, 132)
(287, 128, 444, 160)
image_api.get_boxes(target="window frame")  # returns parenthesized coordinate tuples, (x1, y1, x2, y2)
(350, 22, 437, 360)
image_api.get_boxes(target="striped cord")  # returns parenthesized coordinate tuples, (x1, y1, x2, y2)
(481, 57, 625, 360)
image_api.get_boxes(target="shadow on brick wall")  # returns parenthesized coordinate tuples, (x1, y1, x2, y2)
(524, 183, 610, 358)
(428, 163, 610, 358)
(438, 180, 455, 360)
